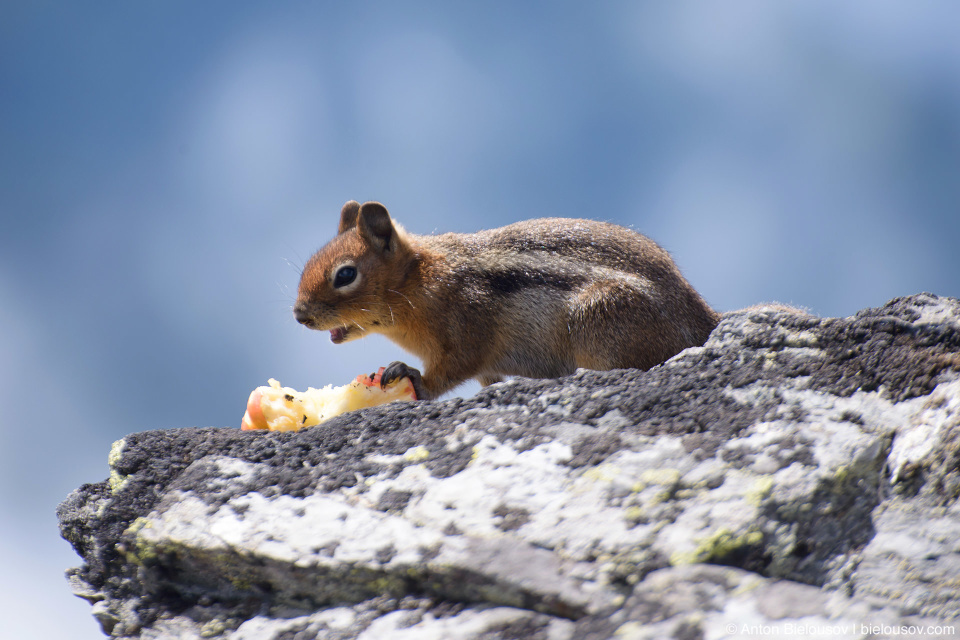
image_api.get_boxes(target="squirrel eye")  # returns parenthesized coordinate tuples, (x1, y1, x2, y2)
(333, 265, 357, 288)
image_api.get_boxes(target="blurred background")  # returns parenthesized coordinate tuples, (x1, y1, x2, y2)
(2, 2, 959, 637)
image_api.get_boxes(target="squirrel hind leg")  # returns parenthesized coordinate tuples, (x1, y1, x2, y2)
(568, 279, 703, 372)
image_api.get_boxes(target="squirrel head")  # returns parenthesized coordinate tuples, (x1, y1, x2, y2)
(294, 201, 414, 343)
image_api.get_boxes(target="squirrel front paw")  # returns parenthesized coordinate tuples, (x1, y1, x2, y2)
(381, 361, 428, 400)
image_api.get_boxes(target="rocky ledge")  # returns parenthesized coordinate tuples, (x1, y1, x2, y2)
(59, 293, 960, 639)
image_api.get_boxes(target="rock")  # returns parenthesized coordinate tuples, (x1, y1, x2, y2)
(58, 293, 960, 639)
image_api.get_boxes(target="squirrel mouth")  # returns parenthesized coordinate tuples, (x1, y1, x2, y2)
(330, 327, 349, 344)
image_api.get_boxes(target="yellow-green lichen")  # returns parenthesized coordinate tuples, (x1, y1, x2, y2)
(121, 517, 157, 565)
(367, 575, 405, 593)
(784, 331, 819, 348)
(640, 468, 681, 486)
(108, 438, 125, 467)
(581, 463, 621, 484)
(199, 619, 227, 637)
(637, 468, 683, 502)
(123, 516, 151, 537)
(602, 548, 660, 587)
(670, 528, 764, 566)
(403, 446, 430, 463)
(624, 506, 646, 525)
(746, 476, 775, 506)
(229, 577, 252, 591)
(832, 464, 850, 483)
(108, 438, 128, 494)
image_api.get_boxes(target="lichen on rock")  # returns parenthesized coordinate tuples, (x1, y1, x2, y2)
(58, 293, 960, 639)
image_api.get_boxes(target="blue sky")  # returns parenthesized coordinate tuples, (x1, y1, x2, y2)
(2, 2, 959, 637)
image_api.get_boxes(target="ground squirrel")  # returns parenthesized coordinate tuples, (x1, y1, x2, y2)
(294, 201, 720, 400)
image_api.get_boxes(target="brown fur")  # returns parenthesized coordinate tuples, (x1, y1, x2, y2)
(294, 201, 720, 399)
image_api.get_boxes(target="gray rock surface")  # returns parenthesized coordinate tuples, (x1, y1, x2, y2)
(58, 293, 960, 639)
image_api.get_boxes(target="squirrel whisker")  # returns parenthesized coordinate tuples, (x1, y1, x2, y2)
(388, 289, 416, 309)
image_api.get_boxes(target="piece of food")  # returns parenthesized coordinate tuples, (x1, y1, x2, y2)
(241, 368, 417, 432)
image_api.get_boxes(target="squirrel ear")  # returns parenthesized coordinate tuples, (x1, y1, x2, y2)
(357, 202, 395, 252)
(338, 201, 361, 234)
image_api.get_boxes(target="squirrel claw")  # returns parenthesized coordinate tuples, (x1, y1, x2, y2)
(381, 361, 427, 400)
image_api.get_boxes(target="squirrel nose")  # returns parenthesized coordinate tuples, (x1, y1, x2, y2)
(293, 303, 314, 327)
